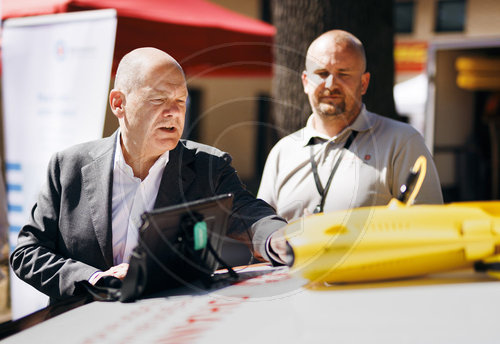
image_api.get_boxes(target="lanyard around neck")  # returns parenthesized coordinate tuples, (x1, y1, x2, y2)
(309, 130, 358, 214)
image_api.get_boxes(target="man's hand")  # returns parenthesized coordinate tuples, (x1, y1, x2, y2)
(89, 263, 129, 285)
(268, 227, 290, 265)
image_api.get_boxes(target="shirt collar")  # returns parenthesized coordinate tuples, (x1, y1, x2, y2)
(299, 104, 375, 146)
(114, 131, 169, 178)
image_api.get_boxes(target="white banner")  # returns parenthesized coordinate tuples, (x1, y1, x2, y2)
(2, 9, 117, 319)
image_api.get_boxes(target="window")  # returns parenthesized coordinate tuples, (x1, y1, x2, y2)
(394, 1, 415, 34)
(435, 0, 466, 32)
(261, 0, 272, 24)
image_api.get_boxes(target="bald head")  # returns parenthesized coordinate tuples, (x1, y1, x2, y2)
(109, 47, 188, 177)
(306, 30, 367, 72)
(301, 30, 370, 131)
(114, 47, 185, 94)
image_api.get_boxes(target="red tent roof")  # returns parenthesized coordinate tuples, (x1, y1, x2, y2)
(71, 0, 274, 36)
(2, 0, 70, 18)
(2, 0, 275, 77)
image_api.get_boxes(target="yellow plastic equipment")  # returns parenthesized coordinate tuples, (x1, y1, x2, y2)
(455, 56, 500, 91)
(284, 156, 500, 284)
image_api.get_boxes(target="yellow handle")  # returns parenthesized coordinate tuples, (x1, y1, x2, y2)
(406, 155, 427, 206)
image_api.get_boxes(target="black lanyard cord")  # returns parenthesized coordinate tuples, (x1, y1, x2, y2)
(309, 130, 358, 213)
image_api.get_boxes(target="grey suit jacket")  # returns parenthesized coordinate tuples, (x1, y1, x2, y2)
(10, 132, 285, 301)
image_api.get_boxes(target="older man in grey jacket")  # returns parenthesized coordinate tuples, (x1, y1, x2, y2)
(11, 48, 287, 303)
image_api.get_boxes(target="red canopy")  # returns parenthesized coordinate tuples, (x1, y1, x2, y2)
(2, 0, 275, 77)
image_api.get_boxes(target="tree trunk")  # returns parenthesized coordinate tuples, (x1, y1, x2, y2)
(271, 0, 396, 137)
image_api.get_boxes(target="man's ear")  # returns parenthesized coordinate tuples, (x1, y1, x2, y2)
(361, 72, 371, 95)
(109, 89, 125, 118)
(301, 70, 309, 94)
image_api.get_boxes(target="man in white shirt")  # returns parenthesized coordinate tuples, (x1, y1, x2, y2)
(11, 48, 287, 302)
(258, 30, 443, 223)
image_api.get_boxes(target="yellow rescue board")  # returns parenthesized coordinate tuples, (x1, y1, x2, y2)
(284, 199, 500, 284)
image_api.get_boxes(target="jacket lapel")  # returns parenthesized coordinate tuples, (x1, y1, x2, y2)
(80, 137, 196, 266)
(81, 133, 116, 267)
(154, 142, 196, 209)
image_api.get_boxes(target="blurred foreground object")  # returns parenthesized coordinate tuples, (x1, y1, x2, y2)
(284, 156, 500, 284)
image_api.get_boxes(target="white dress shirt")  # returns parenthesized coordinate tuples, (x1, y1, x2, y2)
(112, 134, 169, 264)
